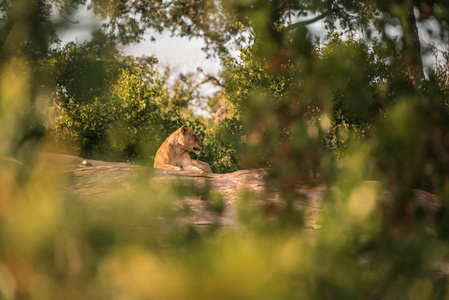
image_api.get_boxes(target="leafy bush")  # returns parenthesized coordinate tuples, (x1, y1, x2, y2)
(201, 117, 243, 173)
(46, 43, 208, 164)
(43, 41, 243, 172)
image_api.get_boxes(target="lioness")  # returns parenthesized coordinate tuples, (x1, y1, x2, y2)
(153, 125, 212, 173)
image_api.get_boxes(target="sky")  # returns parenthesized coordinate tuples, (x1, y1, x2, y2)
(123, 35, 223, 98)
(124, 35, 222, 76)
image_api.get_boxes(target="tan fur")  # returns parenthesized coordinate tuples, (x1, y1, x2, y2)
(153, 125, 212, 173)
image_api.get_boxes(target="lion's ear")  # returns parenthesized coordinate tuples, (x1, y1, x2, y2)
(180, 125, 190, 134)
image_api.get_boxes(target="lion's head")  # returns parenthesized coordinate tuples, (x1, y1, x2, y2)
(177, 125, 204, 155)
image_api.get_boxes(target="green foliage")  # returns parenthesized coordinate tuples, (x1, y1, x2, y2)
(42, 40, 242, 171)
(47, 38, 121, 105)
(223, 35, 295, 110)
(315, 30, 400, 153)
(220, 29, 400, 166)
(45, 41, 239, 167)
(201, 117, 244, 173)
(46, 43, 186, 163)
(4, 0, 449, 299)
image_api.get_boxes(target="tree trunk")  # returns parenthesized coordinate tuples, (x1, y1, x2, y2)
(401, 0, 425, 84)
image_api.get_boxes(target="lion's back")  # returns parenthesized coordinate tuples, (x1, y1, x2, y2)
(153, 132, 182, 167)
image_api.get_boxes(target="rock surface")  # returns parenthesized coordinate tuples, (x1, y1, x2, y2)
(34, 153, 439, 230)
(34, 153, 324, 228)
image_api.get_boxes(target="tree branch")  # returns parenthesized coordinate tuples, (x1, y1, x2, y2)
(202, 75, 224, 88)
(63, 15, 79, 25)
(286, 10, 333, 31)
